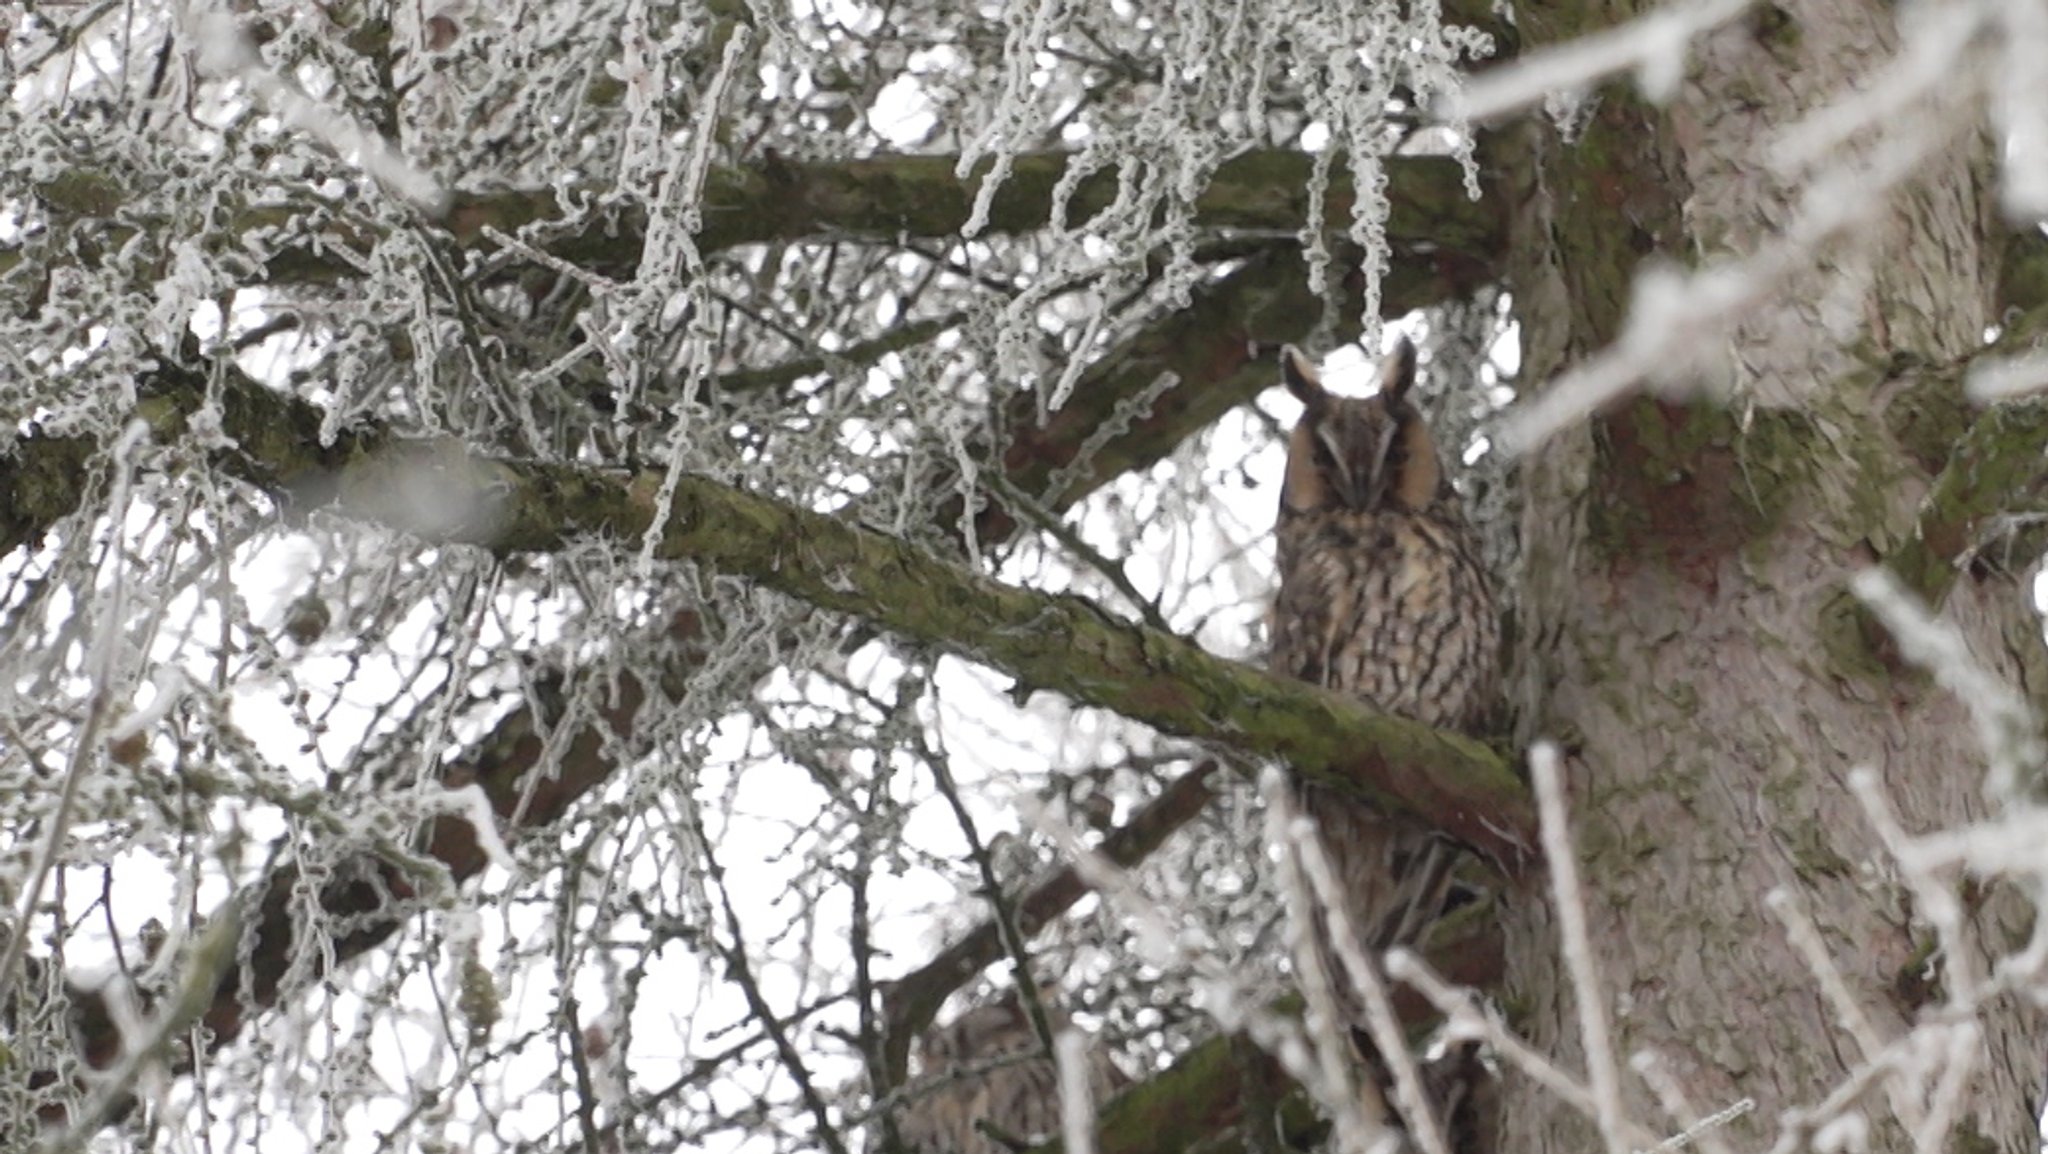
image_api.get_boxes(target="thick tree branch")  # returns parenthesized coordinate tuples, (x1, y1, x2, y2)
(29, 374, 1534, 852)
(158, 431, 1524, 861)
(8, 355, 1532, 850)
(686, 473, 1523, 851)
(12, 286, 1524, 1130)
(213, 150, 1502, 287)
(973, 237, 1496, 541)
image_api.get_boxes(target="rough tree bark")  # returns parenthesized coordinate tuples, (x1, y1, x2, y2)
(1498, 3, 2045, 1153)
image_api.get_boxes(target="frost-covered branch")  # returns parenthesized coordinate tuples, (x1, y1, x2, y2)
(18, 368, 1533, 852)
(218, 150, 1503, 287)
(3, 247, 1416, 563)
(41, 660, 660, 1125)
(485, 456, 1524, 853)
(659, 482, 1526, 858)
(20, 346, 1527, 1132)
(972, 241, 1484, 541)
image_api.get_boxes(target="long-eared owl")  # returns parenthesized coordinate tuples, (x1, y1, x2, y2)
(894, 991, 1124, 1154)
(1268, 338, 1500, 1020)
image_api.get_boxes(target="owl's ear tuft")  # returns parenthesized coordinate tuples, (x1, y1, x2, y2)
(1376, 337, 1418, 401)
(1279, 345, 1326, 409)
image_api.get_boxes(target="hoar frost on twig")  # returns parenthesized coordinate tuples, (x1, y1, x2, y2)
(1024, 791, 1400, 1151)
(954, 0, 1488, 428)
(182, 10, 448, 214)
(1392, 720, 2030, 1154)
(1263, 767, 1449, 1154)
(1493, 1, 2048, 454)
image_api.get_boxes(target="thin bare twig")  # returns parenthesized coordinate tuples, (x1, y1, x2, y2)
(920, 728, 1061, 1059)
(1531, 742, 1629, 1154)
(1764, 887, 1918, 1133)
(1272, 768, 1451, 1154)
(1261, 771, 1382, 1154)
(882, 761, 1221, 1079)
(0, 422, 155, 996)
(700, 821, 854, 1154)
(1629, 1051, 1743, 1154)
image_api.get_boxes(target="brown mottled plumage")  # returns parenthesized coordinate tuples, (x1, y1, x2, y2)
(1269, 339, 1499, 1139)
(895, 993, 1122, 1154)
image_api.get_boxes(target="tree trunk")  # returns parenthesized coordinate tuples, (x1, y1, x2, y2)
(1499, 3, 2044, 1153)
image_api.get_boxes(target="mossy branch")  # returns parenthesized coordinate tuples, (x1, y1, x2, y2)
(1886, 394, 2048, 608)
(620, 470, 1532, 863)
(6, 361, 1534, 858)
(203, 427, 1531, 857)
(13, 150, 1500, 288)
(347, 150, 1498, 286)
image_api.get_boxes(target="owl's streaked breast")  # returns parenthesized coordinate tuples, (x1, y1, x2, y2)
(1271, 505, 1498, 732)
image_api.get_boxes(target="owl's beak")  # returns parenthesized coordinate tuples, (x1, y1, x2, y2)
(1313, 422, 1360, 507)
(1313, 415, 1399, 511)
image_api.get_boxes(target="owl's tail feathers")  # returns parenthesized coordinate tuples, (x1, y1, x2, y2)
(1364, 833, 1465, 955)
(1350, 1036, 1498, 1154)
(1432, 1042, 1499, 1154)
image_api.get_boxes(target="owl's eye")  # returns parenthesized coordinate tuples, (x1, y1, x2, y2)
(1309, 430, 1339, 469)
(1378, 423, 1408, 473)
(1311, 422, 1357, 496)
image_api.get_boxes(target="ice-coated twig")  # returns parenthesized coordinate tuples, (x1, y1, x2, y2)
(183, 11, 448, 214)
(1899, 812, 2048, 884)
(1846, 768, 1983, 1005)
(1261, 770, 1393, 1154)
(1443, 0, 1755, 122)
(1385, 949, 1651, 1146)
(1021, 797, 1207, 975)
(1025, 794, 1383, 1147)
(1759, 1015, 1986, 1154)
(1964, 349, 2048, 400)
(0, 420, 155, 995)
(1762, 888, 1915, 1131)
(1910, 1021, 1979, 1154)
(1266, 769, 1449, 1154)
(1628, 1050, 1743, 1154)
(1498, 114, 1943, 457)
(1849, 568, 2044, 805)
(42, 905, 247, 1151)
(1767, 5, 1987, 171)
(1989, 1, 2048, 220)
(1056, 1029, 1099, 1154)
(1647, 1097, 1752, 1154)
(1531, 742, 1632, 1154)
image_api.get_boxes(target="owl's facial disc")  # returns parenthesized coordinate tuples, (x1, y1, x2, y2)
(1308, 401, 1403, 511)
